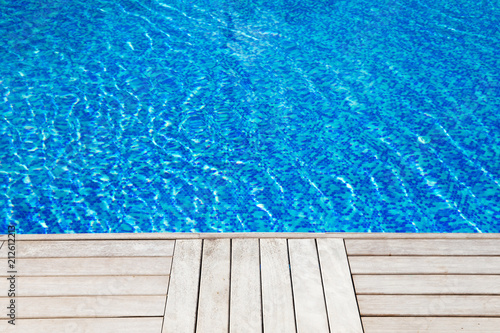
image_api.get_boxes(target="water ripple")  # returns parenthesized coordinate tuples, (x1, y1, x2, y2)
(1, 0, 499, 233)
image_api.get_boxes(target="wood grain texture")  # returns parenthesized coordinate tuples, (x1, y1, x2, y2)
(358, 295, 500, 316)
(3, 234, 500, 332)
(362, 317, 500, 332)
(230, 239, 262, 333)
(0, 240, 174, 258)
(2, 296, 165, 318)
(0, 276, 169, 296)
(353, 275, 500, 294)
(260, 238, 296, 333)
(0, 318, 163, 333)
(349, 256, 500, 274)
(288, 239, 329, 333)
(1, 257, 172, 276)
(163, 239, 202, 333)
(345, 239, 500, 256)
(317, 238, 363, 333)
(196, 239, 231, 333)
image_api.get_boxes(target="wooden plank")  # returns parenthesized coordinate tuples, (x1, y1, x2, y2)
(0, 257, 172, 276)
(16, 233, 500, 241)
(288, 239, 329, 333)
(362, 317, 500, 332)
(163, 239, 202, 333)
(353, 275, 500, 294)
(345, 239, 500, 256)
(317, 238, 363, 333)
(348, 256, 500, 274)
(0, 296, 165, 318)
(260, 238, 296, 333)
(196, 239, 231, 333)
(358, 295, 500, 316)
(0, 276, 169, 296)
(230, 239, 262, 333)
(0, 317, 163, 333)
(0, 240, 174, 258)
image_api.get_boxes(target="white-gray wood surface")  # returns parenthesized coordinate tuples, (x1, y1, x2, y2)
(196, 239, 231, 333)
(350, 237, 500, 332)
(345, 239, 500, 256)
(0, 276, 169, 296)
(4, 234, 499, 332)
(0, 240, 175, 258)
(260, 238, 297, 333)
(289, 239, 330, 333)
(349, 256, 500, 274)
(353, 275, 500, 295)
(162, 239, 202, 333)
(230, 239, 262, 333)
(361, 317, 500, 332)
(0, 318, 163, 333)
(317, 238, 363, 333)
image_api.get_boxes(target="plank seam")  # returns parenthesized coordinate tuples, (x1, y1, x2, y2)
(347, 273, 499, 276)
(0, 273, 172, 278)
(6, 315, 165, 320)
(258, 238, 264, 333)
(161, 240, 177, 333)
(355, 293, 500, 296)
(343, 239, 365, 333)
(345, 254, 500, 257)
(193, 239, 204, 332)
(8, 256, 175, 259)
(286, 239, 298, 333)
(360, 316, 500, 318)
(0, 294, 170, 298)
(0, 274, 171, 277)
(315, 238, 332, 333)
(228, 239, 232, 333)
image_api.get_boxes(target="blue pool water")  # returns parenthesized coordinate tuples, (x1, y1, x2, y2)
(1, 0, 500, 234)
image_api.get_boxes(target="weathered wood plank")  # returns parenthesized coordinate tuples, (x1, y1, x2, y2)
(358, 295, 500, 316)
(288, 239, 329, 333)
(349, 256, 500, 274)
(0, 318, 163, 333)
(345, 239, 500, 256)
(317, 238, 363, 333)
(0, 276, 169, 296)
(362, 317, 500, 332)
(260, 239, 296, 333)
(163, 239, 202, 333)
(230, 239, 262, 333)
(0, 257, 172, 276)
(1, 296, 165, 318)
(0, 240, 174, 258)
(196, 239, 231, 333)
(353, 275, 500, 294)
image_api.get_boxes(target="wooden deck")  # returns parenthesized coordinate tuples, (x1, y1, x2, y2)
(1, 233, 500, 332)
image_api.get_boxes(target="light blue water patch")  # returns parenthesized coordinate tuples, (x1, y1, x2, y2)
(1, 0, 499, 233)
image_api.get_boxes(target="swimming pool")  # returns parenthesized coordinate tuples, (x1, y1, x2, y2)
(1, 0, 499, 234)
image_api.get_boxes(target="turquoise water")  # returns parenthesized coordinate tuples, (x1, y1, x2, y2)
(1, 0, 499, 234)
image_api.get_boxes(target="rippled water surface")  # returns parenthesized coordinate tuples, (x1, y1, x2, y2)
(1, 0, 500, 233)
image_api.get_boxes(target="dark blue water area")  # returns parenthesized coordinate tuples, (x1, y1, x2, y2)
(0, 0, 499, 233)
